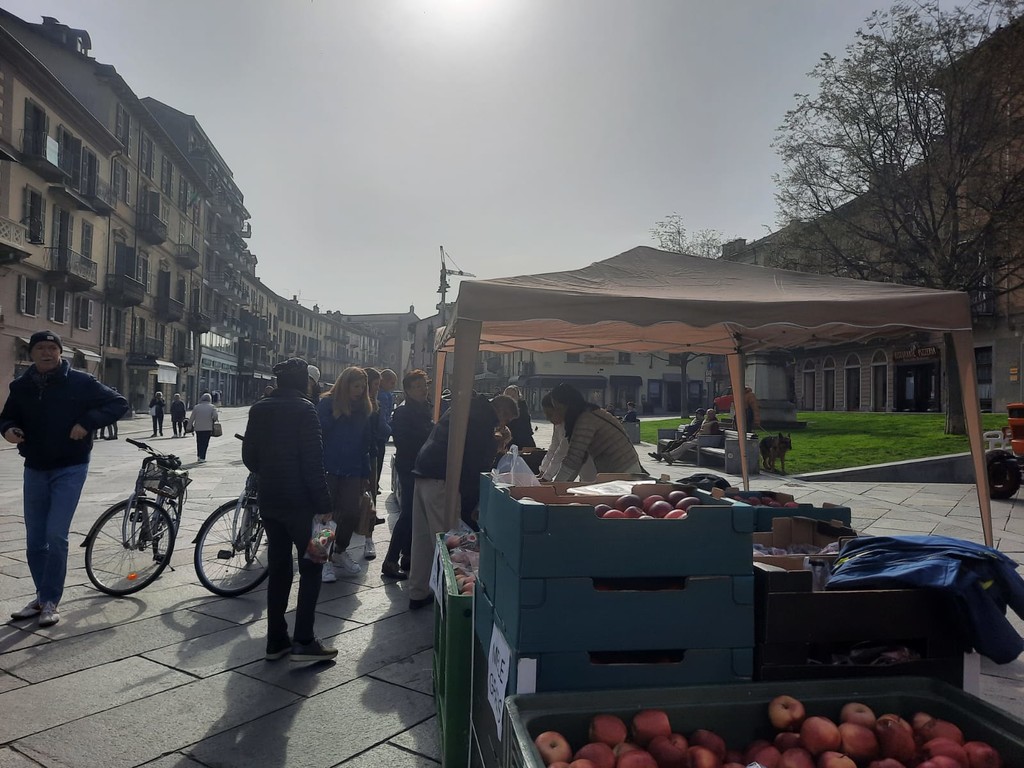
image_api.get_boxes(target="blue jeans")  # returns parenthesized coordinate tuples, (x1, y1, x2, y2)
(23, 463, 89, 605)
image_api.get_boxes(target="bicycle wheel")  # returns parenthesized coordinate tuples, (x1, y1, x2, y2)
(194, 500, 269, 596)
(84, 499, 176, 596)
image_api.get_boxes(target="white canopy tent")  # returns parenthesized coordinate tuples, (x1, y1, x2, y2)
(435, 246, 994, 546)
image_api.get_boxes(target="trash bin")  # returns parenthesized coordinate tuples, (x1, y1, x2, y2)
(622, 421, 641, 444)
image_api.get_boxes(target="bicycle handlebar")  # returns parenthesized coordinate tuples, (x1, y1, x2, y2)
(126, 437, 181, 466)
(126, 438, 148, 450)
(235, 433, 244, 441)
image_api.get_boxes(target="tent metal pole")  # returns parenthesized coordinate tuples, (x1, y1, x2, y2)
(951, 330, 994, 547)
(727, 352, 750, 491)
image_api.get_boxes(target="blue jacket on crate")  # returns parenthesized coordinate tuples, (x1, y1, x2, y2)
(827, 535, 1024, 664)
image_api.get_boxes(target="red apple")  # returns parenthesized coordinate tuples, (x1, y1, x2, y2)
(631, 709, 671, 747)
(575, 742, 616, 768)
(667, 490, 688, 504)
(963, 740, 1003, 768)
(616, 494, 642, 511)
(535, 731, 573, 765)
(778, 747, 815, 768)
(920, 737, 968, 766)
(690, 729, 726, 761)
(594, 504, 613, 517)
(686, 746, 722, 768)
(865, 760, 907, 768)
(768, 695, 807, 732)
(614, 742, 640, 757)
(601, 509, 628, 519)
(800, 717, 841, 756)
(784, 501, 800, 507)
(817, 752, 855, 768)
(677, 496, 702, 510)
(750, 744, 782, 768)
(647, 735, 688, 768)
(648, 500, 674, 518)
(589, 714, 628, 748)
(664, 509, 688, 518)
(615, 749, 657, 768)
(550, 763, 571, 768)
(916, 718, 965, 746)
(641, 495, 665, 512)
(838, 722, 879, 762)
(775, 732, 803, 751)
(840, 702, 877, 729)
(569, 760, 598, 768)
(875, 715, 915, 764)
(624, 506, 644, 519)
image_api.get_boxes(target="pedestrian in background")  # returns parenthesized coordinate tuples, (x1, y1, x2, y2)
(375, 369, 398, 494)
(149, 391, 165, 437)
(188, 393, 219, 463)
(170, 393, 187, 437)
(503, 385, 536, 449)
(242, 357, 337, 662)
(1, 330, 127, 628)
(316, 367, 372, 580)
(381, 369, 433, 580)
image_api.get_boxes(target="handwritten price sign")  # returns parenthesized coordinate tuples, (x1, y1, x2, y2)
(486, 623, 512, 739)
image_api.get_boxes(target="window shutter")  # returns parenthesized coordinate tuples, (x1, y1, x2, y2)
(39, 196, 46, 241)
(21, 185, 29, 225)
(51, 205, 60, 247)
(35, 281, 42, 317)
(87, 299, 94, 330)
(63, 291, 71, 323)
(18, 275, 26, 313)
(48, 287, 56, 321)
(68, 214, 75, 248)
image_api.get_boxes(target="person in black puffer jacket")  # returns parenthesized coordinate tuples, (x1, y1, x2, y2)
(242, 357, 336, 662)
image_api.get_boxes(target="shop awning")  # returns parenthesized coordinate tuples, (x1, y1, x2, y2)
(62, 347, 102, 364)
(609, 375, 642, 386)
(155, 359, 179, 384)
(254, 372, 274, 380)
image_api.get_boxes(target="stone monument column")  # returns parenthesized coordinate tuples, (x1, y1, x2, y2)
(746, 352, 798, 428)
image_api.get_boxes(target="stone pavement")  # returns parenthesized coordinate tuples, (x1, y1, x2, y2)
(0, 410, 1023, 767)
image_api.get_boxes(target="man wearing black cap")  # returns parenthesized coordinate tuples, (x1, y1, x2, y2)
(242, 357, 337, 662)
(1, 330, 128, 628)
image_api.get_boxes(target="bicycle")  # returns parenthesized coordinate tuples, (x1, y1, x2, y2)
(192, 434, 268, 596)
(82, 437, 191, 595)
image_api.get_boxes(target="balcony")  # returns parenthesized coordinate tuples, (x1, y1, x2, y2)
(208, 273, 244, 304)
(239, 221, 252, 238)
(105, 273, 145, 307)
(84, 177, 116, 215)
(155, 295, 185, 323)
(210, 313, 241, 339)
(209, 193, 232, 219)
(44, 246, 97, 291)
(187, 311, 212, 334)
(175, 242, 202, 270)
(172, 347, 195, 369)
(136, 211, 168, 245)
(0, 215, 31, 265)
(127, 336, 163, 366)
(19, 130, 65, 182)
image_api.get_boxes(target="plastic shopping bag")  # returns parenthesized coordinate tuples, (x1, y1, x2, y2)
(305, 519, 337, 563)
(492, 445, 540, 487)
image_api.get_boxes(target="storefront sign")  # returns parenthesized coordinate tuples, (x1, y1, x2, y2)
(581, 352, 615, 365)
(487, 624, 512, 738)
(893, 345, 939, 361)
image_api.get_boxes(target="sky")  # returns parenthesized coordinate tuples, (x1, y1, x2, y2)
(4, 0, 902, 318)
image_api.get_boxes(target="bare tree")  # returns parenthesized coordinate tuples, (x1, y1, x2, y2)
(774, 0, 1024, 432)
(650, 213, 724, 258)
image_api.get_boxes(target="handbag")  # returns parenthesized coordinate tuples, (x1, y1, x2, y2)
(355, 490, 376, 537)
(212, 422, 223, 437)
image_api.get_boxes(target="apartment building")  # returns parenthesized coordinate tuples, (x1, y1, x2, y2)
(0, 13, 213, 413)
(0, 23, 120, 395)
(342, 307, 419, 375)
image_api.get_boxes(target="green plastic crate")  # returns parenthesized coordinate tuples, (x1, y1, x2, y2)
(475, 589, 752, 694)
(480, 541, 753, 652)
(478, 477, 755, 579)
(431, 534, 474, 768)
(501, 677, 1024, 768)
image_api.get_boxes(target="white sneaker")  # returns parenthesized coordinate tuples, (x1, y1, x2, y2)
(38, 601, 60, 628)
(335, 551, 361, 575)
(363, 539, 376, 560)
(321, 563, 337, 583)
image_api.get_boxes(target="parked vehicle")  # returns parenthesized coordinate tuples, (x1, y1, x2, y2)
(987, 403, 1024, 498)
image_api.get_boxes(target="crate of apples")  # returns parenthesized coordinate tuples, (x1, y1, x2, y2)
(595, 491, 703, 520)
(530, 694, 1004, 768)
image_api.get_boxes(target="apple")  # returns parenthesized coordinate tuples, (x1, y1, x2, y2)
(615, 494, 643, 511)
(535, 731, 573, 766)
(916, 718, 965, 746)
(817, 753, 855, 768)
(576, 742, 616, 768)
(920, 737, 968, 766)
(641, 495, 665, 512)
(602, 509, 628, 519)
(775, 732, 803, 751)
(724, 748, 745, 765)
(589, 714, 628, 748)
(550, 763, 571, 768)
(614, 742, 640, 757)
(638, 515, 656, 520)
(800, 717, 841, 756)
(749, 744, 781, 768)
(631, 709, 671, 747)
(838, 722, 879, 762)
(768, 694, 807, 732)
(963, 741, 1003, 768)
(664, 508, 688, 518)
(647, 500, 674, 518)
(840, 702, 877, 729)
(667, 490, 688, 504)
(686, 746, 721, 768)
(690, 729, 726, 761)
(875, 715, 915, 764)
(615, 750, 657, 768)
(724, 764, 746, 768)
(624, 506, 644, 519)
(677, 496, 702, 510)
(569, 761, 598, 768)
(594, 504, 613, 517)
(647, 735, 688, 768)
(784, 501, 800, 507)
(865, 760, 908, 768)
(778, 747, 815, 768)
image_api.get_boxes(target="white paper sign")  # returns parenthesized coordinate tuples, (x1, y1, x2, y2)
(486, 622, 512, 739)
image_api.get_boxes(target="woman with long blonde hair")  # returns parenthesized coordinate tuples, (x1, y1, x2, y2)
(315, 367, 373, 581)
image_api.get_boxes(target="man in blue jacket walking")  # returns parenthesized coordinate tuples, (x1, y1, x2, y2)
(1, 331, 128, 627)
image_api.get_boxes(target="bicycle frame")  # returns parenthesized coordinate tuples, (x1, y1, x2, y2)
(104, 438, 189, 549)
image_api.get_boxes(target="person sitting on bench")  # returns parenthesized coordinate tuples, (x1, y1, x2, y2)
(649, 408, 706, 462)
(659, 409, 722, 465)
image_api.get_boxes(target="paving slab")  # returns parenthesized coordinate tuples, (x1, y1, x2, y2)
(15, 671, 299, 768)
(0, 747, 41, 768)
(0, 609, 236, 683)
(187, 579, 367, 626)
(388, 715, 442, 762)
(368, 649, 434, 696)
(0, 671, 26, 694)
(138, 754, 208, 768)
(0, 625, 49, 655)
(0, 656, 193, 743)
(316, 583, 411, 625)
(341, 743, 440, 767)
(184, 677, 434, 768)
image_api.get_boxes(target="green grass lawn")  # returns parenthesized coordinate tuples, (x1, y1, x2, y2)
(640, 412, 1008, 474)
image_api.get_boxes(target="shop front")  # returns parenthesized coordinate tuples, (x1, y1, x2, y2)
(519, 374, 608, 415)
(893, 344, 941, 412)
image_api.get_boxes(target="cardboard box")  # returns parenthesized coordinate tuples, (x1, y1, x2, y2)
(753, 516, 857, 567)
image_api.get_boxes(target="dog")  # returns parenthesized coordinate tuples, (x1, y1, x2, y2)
(759, 433, 793, 473)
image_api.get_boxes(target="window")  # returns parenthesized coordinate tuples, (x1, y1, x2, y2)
(18, 275, 42, 316)
(976, 346, 994, 411)
(111, 160, 130, 203)
(178, 176, 190, 210)
(80, 149, 98, 196)
(140, 134, 154, 178)
(48, 287, 71, 324)
(138, 252, 151, 292)
(566, 352, 580, 363)
(618, 352, 632, 365)
(22, 186, 46, 244)
(107, 307, 126, 347)
(81, 220, 93, 260)
(75, 297, 94, 330)
(161, 156, 173, 197)
(114, 103, 131, 152)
